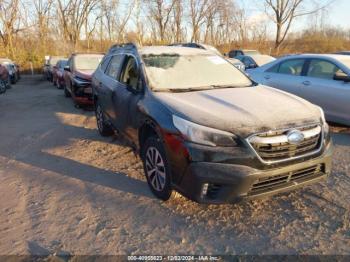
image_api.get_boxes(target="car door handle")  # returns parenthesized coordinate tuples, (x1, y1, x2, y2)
(302, 81, 311, 86)
(264, 75, 271, 80)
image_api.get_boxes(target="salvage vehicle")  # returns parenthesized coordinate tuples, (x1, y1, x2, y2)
(236, 54, 275, 70)
(64, 53, 103, 106)
(45, 56, 66, 81)
(0, 63, 10, 90)
(247, 54, 350, 126)
(92, 44, 332, 204)
(227, 49, 260, 58)
(3, 63, 18, 84)
(52, 59, 68, 89)
(335, 51, 350, 55)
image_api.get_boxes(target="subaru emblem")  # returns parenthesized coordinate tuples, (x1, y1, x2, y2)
(287, 130, 304, 145)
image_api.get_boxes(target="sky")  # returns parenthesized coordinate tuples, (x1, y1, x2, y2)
(239, 0, 350, 34)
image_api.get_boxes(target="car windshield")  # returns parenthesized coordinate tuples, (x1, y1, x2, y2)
(50, 57, 63, 65)
(59, 60, 68, 68)
(74, 55, 103, 70)
(142, 54, 252, 91)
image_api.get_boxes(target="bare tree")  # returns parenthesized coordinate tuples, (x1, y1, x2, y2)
(33, 0, 53, 53)
(57, 0, 99, 50)
(264, 0, 331, 53)
(0, 0, 22, 57)
(145, 0, 176, 43)
(189, 0, 215, 42)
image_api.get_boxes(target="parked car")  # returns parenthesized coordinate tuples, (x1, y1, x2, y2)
(0, 79, 6, 94)
(92, 44, 332, 204)
(0, 63, 9, 93)
(227, 49, 260, 58)
(44, 56, 66, 81)
(52, 59, 68, 89)
(334, 51, 350, 55)
(171, 42, 245, 71)
(64, 53, 103, 106)
(247, 54, 350, 126)
(236, 54, 276, 70)
(0, 58, 20, 83)
(3, 63, 18, 84)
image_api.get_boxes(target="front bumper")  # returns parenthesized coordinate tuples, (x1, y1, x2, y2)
(72, 85, 93, 106)
(175, 141, 333, 204)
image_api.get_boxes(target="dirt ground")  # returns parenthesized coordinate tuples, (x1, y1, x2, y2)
(0, 76, 349, 256)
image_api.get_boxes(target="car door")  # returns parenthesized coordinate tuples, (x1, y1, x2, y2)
(261, 58, 307, 97)
(98, 55, 124, 120)
(301, 58, 350, 122)
(111, 55, 143, 137)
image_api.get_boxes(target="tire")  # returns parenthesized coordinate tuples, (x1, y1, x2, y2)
(95, 103, 114, 136)
(64, 85, 71, 97)
(0, 81, 6, 94)
(141, 136, 172, 201)
(56, 79, 61, 89)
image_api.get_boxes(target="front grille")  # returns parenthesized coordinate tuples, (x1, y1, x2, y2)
(249, 164, 325, 196)
(248, 124, 322, 163)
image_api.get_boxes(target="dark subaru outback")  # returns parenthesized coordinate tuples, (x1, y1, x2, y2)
(92, 44, 333, 204)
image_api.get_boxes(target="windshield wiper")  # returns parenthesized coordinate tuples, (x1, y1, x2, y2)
(154, 86, 215, 93)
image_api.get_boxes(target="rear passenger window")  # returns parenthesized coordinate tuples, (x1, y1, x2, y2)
(307, 59, 343, 80)
(100, 56, 111, 72)
(278, 59, 305, 76)
(106, 55, 124, 79)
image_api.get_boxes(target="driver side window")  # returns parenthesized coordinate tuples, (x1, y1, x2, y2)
(120, 56, 140, 91)
(307, 59, 345, 80)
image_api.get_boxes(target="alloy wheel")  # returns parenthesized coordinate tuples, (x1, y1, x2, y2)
(96, 105, 104, 132)
(145, 147, 166, 191)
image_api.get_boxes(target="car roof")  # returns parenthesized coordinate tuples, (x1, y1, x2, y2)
(281, 53, 348, 59)
(139, 46, 213, 56)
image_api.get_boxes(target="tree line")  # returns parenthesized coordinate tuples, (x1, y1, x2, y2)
(0, 0, 348, 72)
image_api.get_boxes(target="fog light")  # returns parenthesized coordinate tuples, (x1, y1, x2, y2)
(201, 183, 209, 196)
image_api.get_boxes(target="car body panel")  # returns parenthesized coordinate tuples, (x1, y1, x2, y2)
(248, 54, 350, 125)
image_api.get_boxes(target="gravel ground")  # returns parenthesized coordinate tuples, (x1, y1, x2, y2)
(0, 76, 349, 256)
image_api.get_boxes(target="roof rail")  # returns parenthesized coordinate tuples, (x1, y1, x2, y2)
(108, 42, 138, 53)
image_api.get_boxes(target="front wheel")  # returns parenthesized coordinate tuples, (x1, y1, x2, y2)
(64, 84, 71, 97)
(141, 136, 172, 201)
(95, 103, 114, 136)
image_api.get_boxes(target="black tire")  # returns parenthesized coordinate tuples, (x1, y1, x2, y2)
(141, 136, 172, 201)
(95, 103, 114, 136)
(64, 85, 71, 97)
(56, 79, 61, 89)
(0, 82, 6, 94)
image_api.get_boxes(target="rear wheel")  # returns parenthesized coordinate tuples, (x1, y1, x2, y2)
(0, 81, 6, 94)
(141, 136, 172, 201)
(95, 103, 114, 136)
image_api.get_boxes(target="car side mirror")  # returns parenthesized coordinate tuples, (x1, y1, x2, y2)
(64, 65, 70, 72)
(334, 71, 350, 82)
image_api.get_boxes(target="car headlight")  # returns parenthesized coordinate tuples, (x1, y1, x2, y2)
(173, 115, 237, 147)
(317, 107, 329, 140)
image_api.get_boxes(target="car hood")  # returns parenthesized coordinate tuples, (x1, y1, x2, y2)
(153, 86, 321, 137)
(75, 70, 94, 80)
